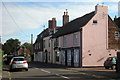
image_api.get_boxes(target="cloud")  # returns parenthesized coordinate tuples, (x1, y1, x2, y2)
(1, 0, 120, 2)
(2, 2, 60, 36)
(2, 2, 118, 35)
(1, 2, 118, 43)
(2, 2, 94, 36)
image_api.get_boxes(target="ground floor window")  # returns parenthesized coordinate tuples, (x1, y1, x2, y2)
(56, 51, 60, 62)
(61, 50, 65, 62)
(74, 49, 79, 63)
(67, 49, 71, 62)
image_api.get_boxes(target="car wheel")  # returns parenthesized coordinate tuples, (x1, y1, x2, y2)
(25, 69, 28, 71)
(111, 65, 116, 70)
(105, 66, 109, 69)
(10, 68, 13, 72)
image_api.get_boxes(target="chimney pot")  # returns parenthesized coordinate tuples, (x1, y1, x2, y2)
(114, 16, 117, 21)
(52, 18, 56, 20)
(115, 16, 117, 19)
(63, 9, 69, 26)
(64, 12, 65, 15)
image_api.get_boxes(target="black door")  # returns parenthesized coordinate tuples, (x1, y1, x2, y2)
(65, 50, 67, 66)
(45, 50, 48, 63)
(71, 50, 74, 67)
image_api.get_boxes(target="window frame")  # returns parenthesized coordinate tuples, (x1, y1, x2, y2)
(93, 20, 97, 24)
(63, 36, 67, 47)
(73, 33, 78, 45)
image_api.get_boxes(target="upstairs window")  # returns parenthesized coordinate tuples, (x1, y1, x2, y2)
(63, 36, 67, 47)
(48, 39, 50, 47)
(43, 40, 46, 48)
(115, 31, 119, 40)
(39, 43, 40, 49)
(93, 20, 97, 24)
(35, 44, 36, 50)
(36, 43, 37, 49)
(37, 43, 39, 49)
(54, 38, 59, 47)
(73, 33, 78, 44)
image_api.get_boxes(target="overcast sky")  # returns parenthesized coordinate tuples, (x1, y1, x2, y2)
(1, 0, 120, 44)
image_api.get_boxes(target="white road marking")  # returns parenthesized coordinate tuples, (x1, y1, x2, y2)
(41, 69, 51, 73)
(35, 68, 39, 69)
(40, 69, 69, 79)
(56, 74, 70, 79)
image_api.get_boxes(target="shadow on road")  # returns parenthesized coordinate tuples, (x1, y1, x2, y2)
(28, 61, 72, 69)
(1, 78, 70, 80)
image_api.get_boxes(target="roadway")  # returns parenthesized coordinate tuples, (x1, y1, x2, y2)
(2, 61, 120, 80)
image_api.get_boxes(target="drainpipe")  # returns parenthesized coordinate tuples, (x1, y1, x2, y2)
(79, 28, 82, 67)
(116, 52, 120, 73)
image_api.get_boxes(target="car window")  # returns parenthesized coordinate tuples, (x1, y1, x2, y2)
(13, 58, 25, 61)
(107, 58, 112, 61)
(112, 58, 116, 61)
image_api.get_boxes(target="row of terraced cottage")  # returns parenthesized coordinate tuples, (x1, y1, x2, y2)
(33, 5, 120, 67)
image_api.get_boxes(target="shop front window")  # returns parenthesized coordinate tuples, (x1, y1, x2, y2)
(74, 49, 79, 63)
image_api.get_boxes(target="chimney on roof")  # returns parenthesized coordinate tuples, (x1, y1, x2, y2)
(95, 4, 108, 14)
(52, 18, 56, 28)
(63, 9, 69, 26)
(48, 18, 56, 32)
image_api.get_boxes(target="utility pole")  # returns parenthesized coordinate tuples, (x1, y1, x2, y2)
(0, 35, 1, 43)
(0, 36, 1, 50)
(31, 34, 33, 61)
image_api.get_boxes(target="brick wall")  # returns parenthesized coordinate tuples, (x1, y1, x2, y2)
(108, 16, 119, 49)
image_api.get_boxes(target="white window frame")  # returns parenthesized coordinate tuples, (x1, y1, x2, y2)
(115, 31, 119, 39)
(74, 49, 79, 63)
(73, 33, 78, 45)
(39, 43, 40, 49)
(93, 20, 97, 24)
(67, 49, 71, 62)
(63, 36, 67, 47)
(43, 40, 46, 48)
(61, 50, 65, 62)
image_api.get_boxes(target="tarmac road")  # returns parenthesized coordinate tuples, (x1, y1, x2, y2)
(2, 61, 120, 80)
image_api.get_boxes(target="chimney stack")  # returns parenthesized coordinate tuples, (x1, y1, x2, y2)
(63, 9, 69, 26)
(48, 18, 56, 32)
(114, 16, 117, 20)
(52, 18, 56, 28)
(95, 4, 108, 14)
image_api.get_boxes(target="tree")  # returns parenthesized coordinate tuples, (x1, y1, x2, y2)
(22, 42, 31, 52)
(2, 38, 21, 54)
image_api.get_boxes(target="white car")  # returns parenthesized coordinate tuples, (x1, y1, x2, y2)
(9, 56, 28, 71)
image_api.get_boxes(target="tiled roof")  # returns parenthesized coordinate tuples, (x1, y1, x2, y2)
(114, 17, 120, 28)
(54, 11, 95, 38)
(34, 28, 49, 44)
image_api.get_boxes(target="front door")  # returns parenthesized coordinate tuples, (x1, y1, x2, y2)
(71, 50, 74, 67)
(45, 50, 48, 63)
(65, 50, 67, 66)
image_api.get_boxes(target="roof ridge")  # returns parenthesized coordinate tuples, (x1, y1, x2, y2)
(53, 11, 95, 38)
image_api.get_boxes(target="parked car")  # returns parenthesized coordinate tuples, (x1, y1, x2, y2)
(9, 56, 28, 71)
(4, 54, 15, 65)
(104, 57, 117, 69)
